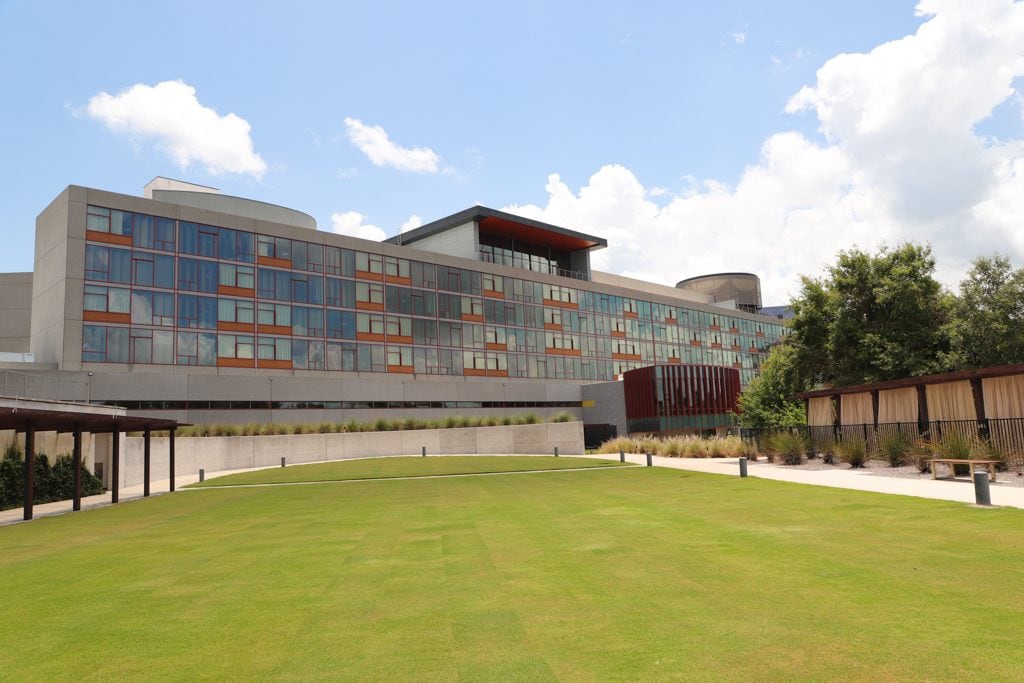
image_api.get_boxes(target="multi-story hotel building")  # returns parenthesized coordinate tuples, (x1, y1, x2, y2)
(0, 179, 786, 438)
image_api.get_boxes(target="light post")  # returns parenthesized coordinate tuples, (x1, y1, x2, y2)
(87, 372, 93, 404)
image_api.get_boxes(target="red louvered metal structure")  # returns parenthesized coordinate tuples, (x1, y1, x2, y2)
(623, 364, 741, 434)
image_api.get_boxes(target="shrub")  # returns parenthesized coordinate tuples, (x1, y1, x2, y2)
(550, 411, 573, 423)
(774, 432, 808, 466)
(522, 413, 540, 425)
(837, 439, 868, 468)
(739, 438, 759, 461)
(879, 431, 914, 468)
(707, 438, 726, 458)
(821, 440, 838, 465)
(595, 436, 633, 454)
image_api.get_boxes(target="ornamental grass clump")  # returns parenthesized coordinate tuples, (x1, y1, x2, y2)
(879, 431, 914, 467)
(595, 436, 637, 454)
(837, 438, 868, 468)
(775, 431, 808, 466)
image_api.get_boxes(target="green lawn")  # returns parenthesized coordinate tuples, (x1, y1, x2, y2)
(190, 455, 625, 487)
(2, 458, 1023, 680)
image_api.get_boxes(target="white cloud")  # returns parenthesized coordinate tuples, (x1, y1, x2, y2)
(86, 80, 266, 178)
(344, 117, 441, 173)
(731, 32, 746, 45)
(400, 215, 423, 233)
(328, 211, 387, 242)
(505, 0, 1024, 305)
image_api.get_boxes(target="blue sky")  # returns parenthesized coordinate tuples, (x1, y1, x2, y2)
(2, 1, 1022, 303)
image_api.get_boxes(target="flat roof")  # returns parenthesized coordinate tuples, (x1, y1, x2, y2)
(386, 206, 607, 252)
(0, 397, 185, 433)
(799, 364, 1024, 399)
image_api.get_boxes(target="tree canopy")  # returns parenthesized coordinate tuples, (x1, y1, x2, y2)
(946, 255, 1024, 369)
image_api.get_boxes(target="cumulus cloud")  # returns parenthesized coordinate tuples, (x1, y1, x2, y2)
(344, 117, 441, 173)
(505, 0, 1024, 305)
(400, 215, 423, 233)
(328, 211, 387, 242)
(86, 80, 266, 177)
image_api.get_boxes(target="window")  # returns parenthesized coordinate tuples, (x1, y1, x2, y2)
(326, 278, 355, 308)
(132, 252, 175, 288)
(291, 241, 324, 272)
(324, 246, 355, 276)
(327, 341, 357, 371)
(386, 345, 413, 367)
(258, 337, 291, 361)
(384, 256, 409, 278)
(385, 315, 412, 338)
(131, 328, 174, 364)
(461, 296, 483, 317)
(176, 331, 216, 366)
(257, 302, 291, 327)
(326, 309, 356, 339)
(543, 308, 562, 326)
(485, 326, 506, 345)
(85, 245, 131, 283)
(218, 334, 254, 359)
(410, 261, 436, 288)
(482, 273, 504, 294)
(177, 295, 218, 329)
(412, 318, 437, 345)
(257, 235, 291, 260)
(257, 268, 292, 300)
(86, 206, 111, 232)
(131, 290, 174, 326)
(356, 312, 385, 335)
(82, 325, 128, 363)
(356, 282, 384, 305)
(292, 306, 324, 336)
(84, 285, 129, 313)
(219, 263, 255, 289)
(86, 206, 132, 237)
(218, 299, 255, 324)
(291, 273, 323, 304)
(178, 258, 218, 293)
(292, 339, 325, 369)
(179, 222, 219, 257)
(355, 251, 383, 274)
(212, 227, 254, 262)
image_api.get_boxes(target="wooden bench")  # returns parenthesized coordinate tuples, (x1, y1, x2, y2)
(929, 459, 1000, 482)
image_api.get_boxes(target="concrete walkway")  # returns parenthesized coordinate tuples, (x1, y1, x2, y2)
(591, 453, 1024, 509)
(5, 453, 1023, 526)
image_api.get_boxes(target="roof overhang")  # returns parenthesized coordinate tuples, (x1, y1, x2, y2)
(385, 205, 607, 252)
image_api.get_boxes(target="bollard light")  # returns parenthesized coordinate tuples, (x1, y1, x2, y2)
(619, 450, 625, 463)
(554, 446, 559, 457)
(646, 452, 652, 467)
(199, 468, 205, 483)
(422, 446, 426, 457)
(973, 471, 992, 506)
(281, 456, 286, 468)
(739, 457, 748, 478)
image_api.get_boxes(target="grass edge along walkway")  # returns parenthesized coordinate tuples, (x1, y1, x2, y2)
(187, 455, 627, 488)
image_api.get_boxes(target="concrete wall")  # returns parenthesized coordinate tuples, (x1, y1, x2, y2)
(581, 380, 627, 437)
(117, 421, 584, 488)
(401, 220, 478, 260)
(0, 272, 33, 353)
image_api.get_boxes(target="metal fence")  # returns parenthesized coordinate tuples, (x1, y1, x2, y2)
(0, 369, 91, 404)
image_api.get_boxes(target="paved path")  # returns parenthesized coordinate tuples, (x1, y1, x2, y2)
(5, 453, 1023, 526)
(585, 453, 1024, 509)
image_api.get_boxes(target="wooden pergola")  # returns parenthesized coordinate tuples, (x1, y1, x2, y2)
(0, 397, 186, 521)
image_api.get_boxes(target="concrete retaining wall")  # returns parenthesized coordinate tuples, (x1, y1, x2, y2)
(120, 421, 584, 488)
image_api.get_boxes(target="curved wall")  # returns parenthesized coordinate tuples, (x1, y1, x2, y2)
(152, 190, 317, 230)
(676, 272, 762, 313)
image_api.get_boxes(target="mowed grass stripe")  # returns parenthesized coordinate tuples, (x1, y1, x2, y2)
(2, 467, 1023, 680)
(189, 455, 625, 487)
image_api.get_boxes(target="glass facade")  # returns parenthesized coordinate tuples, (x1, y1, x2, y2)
(82, 205, 786, 384)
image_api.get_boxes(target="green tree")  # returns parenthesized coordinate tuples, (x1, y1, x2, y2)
(789, 243, 952, 387)
(947, 255, 1024, 369)
(737, 342, 807, 429)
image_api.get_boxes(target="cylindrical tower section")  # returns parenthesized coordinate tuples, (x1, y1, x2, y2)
(676, 272, 762, 314)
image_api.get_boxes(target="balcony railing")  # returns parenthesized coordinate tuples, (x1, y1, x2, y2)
(478, 250, 590, 281)
(0, 369, 91, 404)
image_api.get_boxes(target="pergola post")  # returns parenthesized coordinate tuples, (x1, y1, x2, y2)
(143, 427, 151, 497)
(72, 424, 82, 511)
(111, 427, 120, 504)
(169, 428, 176, 492)
(23, 425, 35, 521)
